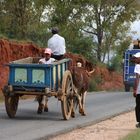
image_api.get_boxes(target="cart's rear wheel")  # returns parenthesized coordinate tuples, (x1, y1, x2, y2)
(61, 70, 73, 120)
(5, 95, 19, 118)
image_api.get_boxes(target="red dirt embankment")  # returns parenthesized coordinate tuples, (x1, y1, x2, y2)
(0, 39, 123, 92)
(94, 66, 123, 90)
(0, 39, 43, 89)
(64, 52, 123, 90)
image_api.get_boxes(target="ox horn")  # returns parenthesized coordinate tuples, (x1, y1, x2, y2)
(88, 69, 95, 74)
(86, 69, 95, 76)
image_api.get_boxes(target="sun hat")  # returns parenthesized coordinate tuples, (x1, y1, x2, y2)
(133, 52, 140, 58)
(44, 48, 52, 55)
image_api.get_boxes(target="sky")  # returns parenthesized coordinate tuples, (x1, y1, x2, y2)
(130, 20, 140, 40)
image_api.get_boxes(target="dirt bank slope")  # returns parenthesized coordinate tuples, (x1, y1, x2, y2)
(0, 39, 43, 88)
(0, 39, 123, 91)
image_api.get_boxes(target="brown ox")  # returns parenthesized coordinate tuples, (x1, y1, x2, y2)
(70, 64, 95, 117)
(64, 53, 95, 117)
(36, 65, 95, 115)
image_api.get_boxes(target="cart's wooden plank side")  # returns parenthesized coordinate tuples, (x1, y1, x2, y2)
(7, 57, 70, 92)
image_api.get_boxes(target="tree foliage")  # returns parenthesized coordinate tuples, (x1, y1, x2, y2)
(80, 0, 139, 61)
(0, 0, 140, 62)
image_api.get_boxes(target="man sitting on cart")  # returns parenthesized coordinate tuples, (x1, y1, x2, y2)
(37, 48, 55, 113)
(39, 48, 55, 64)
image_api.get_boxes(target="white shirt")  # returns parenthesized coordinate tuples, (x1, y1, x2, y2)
(39, 58, 55, 64)
(134, 64, 140, 94)
(134, 64, 140, 75)
(48, 34, 66, 55)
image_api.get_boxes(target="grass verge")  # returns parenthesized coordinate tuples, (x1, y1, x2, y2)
(121, 129, 140, 140)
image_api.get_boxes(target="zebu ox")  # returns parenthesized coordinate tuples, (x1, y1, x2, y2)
(70, 63, 95, 117)
(65, 52, 95, 117)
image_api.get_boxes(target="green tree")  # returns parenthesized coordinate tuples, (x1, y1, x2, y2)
(47, 0, 140, 62)
(0, 0, 140, 61)
(81, 0, 139, 62)
(0, 0, 50, 40)
(46, 0, 97, 60)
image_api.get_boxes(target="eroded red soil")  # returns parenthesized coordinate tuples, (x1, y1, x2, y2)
(0, 39, 123, 92)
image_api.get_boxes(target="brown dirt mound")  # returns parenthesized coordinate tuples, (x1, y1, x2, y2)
(95, 67, 123, 90)
(64, 52, 94, 71)
(0, 39, 44, 88)
(0, 39, 123, 92)
(64, 53, 123, 90)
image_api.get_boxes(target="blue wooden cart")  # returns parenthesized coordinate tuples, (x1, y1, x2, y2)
(2, 57, 74, 120)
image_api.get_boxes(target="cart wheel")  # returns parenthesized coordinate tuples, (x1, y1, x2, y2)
(61, 70, 73, 120)
(5, 95, 19, 118)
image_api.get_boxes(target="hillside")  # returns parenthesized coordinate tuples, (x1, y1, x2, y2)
(0, 39, 44, 89)
(0, 39, 124, 92)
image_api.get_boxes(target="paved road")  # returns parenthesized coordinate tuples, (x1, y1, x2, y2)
(0, 92, 135, 140)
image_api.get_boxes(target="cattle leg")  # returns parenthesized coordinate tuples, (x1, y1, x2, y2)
(37, 95, 46, 114)
(76, 94, 83, 115)
(37, 95, 43, 114)
(79, 101, 84, 115)
(81, 91, 87, 116)
(44, 97, 48, 112)
(73, 88, 82, 115)
(71, 109, 75, 118)
(71, 104, 75, 118)
(78, 92, 87, 116)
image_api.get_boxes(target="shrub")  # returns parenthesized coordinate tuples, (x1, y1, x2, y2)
(107, 55, 122, 72)
(88, 75, 102, 91)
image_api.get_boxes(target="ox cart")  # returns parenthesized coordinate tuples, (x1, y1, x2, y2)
(2, 57, 74, 120)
